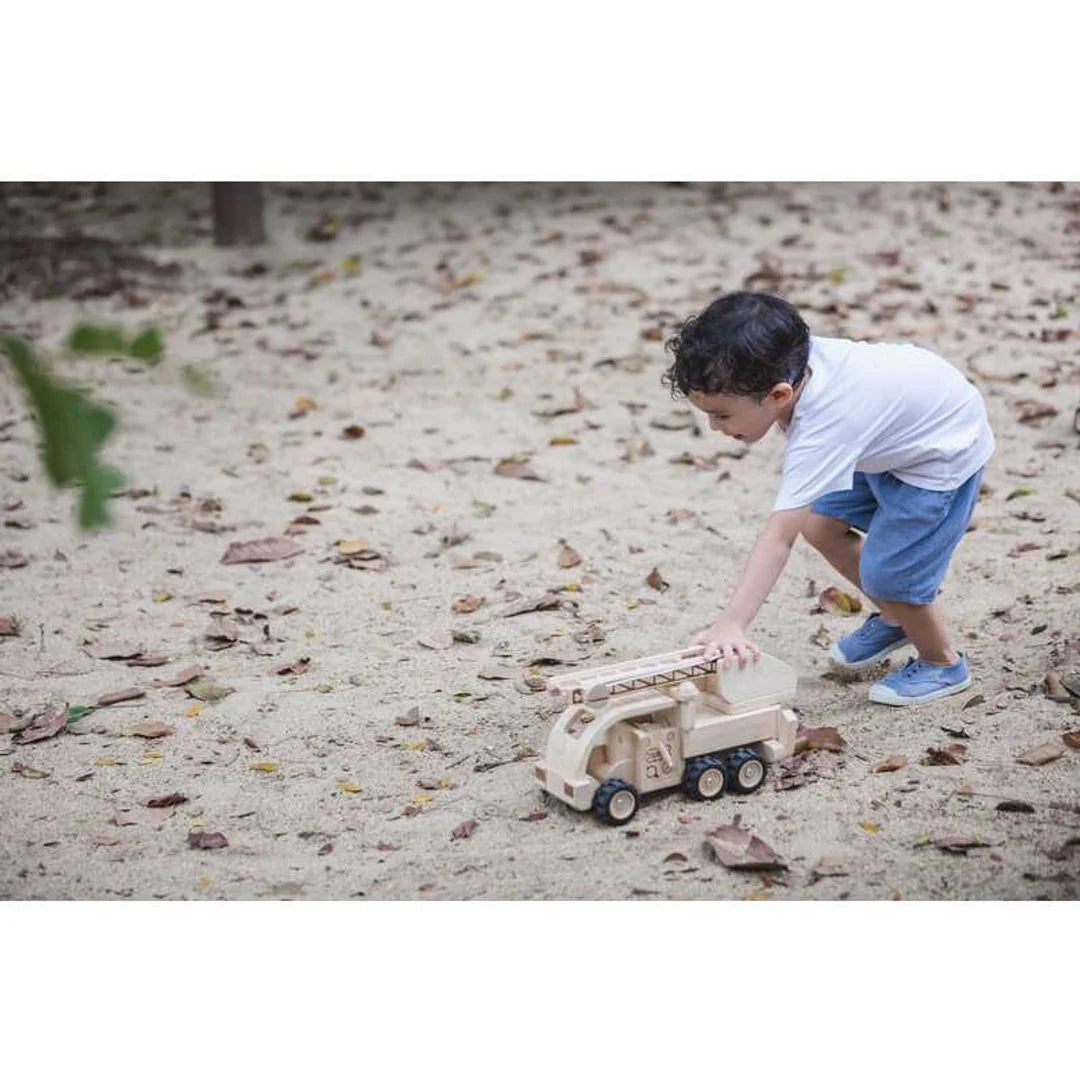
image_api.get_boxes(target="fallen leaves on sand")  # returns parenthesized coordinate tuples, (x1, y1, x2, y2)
(858, 821, 882, 833)
(12, 762, 51, 779)
(1045, 670, 1079, 703)
(816, 586, 863, 616)
(341, 424, 365, 440)
(0, 711, 32, 734)
(184, 680, 235, 703)
(452, 594, 484, 614)
(649, 410, 697, 431)
(249, 761, 279, 774)
(996, 799, 1035, 813)
(499, 591, 564, 617)
(337, 780, 362, 794)
(494, 455, 545, 481)
(704, 822, 787, 871)
(13, 704, 68, 744)
(274, 657, 311, 676)
(872, 755, 908, 773)
(646, 567, 669, 592)
(809, 624, 831, 649)
(961, 694, 985, 710)
(451, 819, 478, 840)
(1063, 731, 1080, 750)
(795, 726, 847, 754)
(221, 537, 302, 564)
(151, 665, 203, 688)
(128, 721, 174, 739)
(922, 743, 968, 766)
(810, 856, 851, 879)
(532, 388, 586, 418)
(147, 792, 188, 808)
(557, 540, 582, 568)
(417, 632, 453, 651)
(96, 687, 145, 707)
(394, 706, 424, 727)
(928, 836, 992, 854)
(0, 615, 18, 636)
(187, 831, 228, 850)
(126, 653, 171, 668)
(289, 395, 317, 419)
(519, 809, 548, 822)
(1016, 741, 1065, 766)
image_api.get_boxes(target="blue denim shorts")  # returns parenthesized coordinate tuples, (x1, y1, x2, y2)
(810, 469, 982, 605)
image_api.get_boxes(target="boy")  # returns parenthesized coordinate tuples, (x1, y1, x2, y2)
(662, 291, 994, 706)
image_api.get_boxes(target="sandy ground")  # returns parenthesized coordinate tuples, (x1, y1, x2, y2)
(1, 181, 1078, 901)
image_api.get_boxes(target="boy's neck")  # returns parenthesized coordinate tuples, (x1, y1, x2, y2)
(778, 366, 811, 432)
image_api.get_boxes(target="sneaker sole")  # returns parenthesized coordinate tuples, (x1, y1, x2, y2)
(868, 674, 973, 707)
(828, 635, 911, 673)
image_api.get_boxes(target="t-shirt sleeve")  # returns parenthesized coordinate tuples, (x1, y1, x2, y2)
(773, 436, 860, 511)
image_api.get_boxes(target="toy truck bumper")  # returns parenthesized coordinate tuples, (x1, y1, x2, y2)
(534, 762, 598, 812)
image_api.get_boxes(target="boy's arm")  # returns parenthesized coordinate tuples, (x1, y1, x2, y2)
(690, 507, 809, 665)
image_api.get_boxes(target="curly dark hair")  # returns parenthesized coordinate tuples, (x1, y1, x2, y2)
(661, 291, 810, 400)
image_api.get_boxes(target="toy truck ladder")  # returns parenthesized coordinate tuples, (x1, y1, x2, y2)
(548, 648, 719, 705)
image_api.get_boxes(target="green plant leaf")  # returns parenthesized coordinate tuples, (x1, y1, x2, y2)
(128, 327, 164, 363)
(1, 332, 125, 529)
(68, 323, 129, 354)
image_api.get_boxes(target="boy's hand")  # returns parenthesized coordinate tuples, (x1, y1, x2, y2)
(690, 618, 761, 668)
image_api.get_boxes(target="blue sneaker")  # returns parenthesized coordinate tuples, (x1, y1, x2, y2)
(868, 654, 972, 706)
(828, 613, 911, 671)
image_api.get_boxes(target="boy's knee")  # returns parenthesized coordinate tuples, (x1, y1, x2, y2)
(859, 556, 906, 604)
(802, 513, 849, 550)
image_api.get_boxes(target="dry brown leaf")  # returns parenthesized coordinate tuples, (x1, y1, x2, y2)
(417, 633, 453, 651)
(0, 615, 19, 637)
(0, 711, 27, 734)
(451, 819, 478, 840)
(922, 743, 968, 766)
(817, 586, 863, 616)
(289, 395, 317, 419)
(705, 824, 787, 871)
(809, 624, 831, 649)
(1045, 670, 1077, 703)
(494, 456, 545, 482)
(532, 388, 586, 418)
(151, 665, 204, 688)
(1014, 400, 1058, 424)
(125, 653, 171, 668)
(147, 792, 188, 808)
(13, 704, 68, 745)
(931, 836, 992, 853)
(341, 424, 365, 440)
(184, 681, 235, 702)
(872, 755, 908, 773)
(646, 567, 669, 592)
(274, 657, 311, 676)
(221, 538, 303, 564)
(1064, 731, 1080, 751)
(96, 687, 146, 707)
(1016, 741, 1065, 766)
(336, 539, 369, 556)
(996, 800, 1035, 813)
(795, 726, 847, 754)
(810, 856, 851, 878)
(12, 762, 50, 779)
(452, 594, 484, 614)
(129, 721, 174, 739)
(558, 540, 582, 568)
(394, 706, 423, 727)
(499, 592, 563, 617)
(187, 832, 228, 850)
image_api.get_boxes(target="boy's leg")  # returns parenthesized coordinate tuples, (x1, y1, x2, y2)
(879, 599, 957, 665)
(802, 514, 904, 624)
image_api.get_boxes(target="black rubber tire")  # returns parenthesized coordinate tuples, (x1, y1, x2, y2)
(725, 747, 767, 794)
(592, 778, 640, 825)
(681, 756, 726, 800)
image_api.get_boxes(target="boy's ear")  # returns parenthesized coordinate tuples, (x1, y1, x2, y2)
(767, 381, 794, 405)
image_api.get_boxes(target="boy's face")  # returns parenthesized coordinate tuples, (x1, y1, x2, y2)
(688, 383, 797, 444)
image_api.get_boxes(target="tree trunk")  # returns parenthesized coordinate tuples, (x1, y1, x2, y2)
(211, 183, 265, 246)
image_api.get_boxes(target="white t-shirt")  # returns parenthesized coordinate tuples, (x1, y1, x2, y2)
(773, 336, 995, 512)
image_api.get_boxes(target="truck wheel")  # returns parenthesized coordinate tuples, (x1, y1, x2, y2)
(726, 747, 767, 794)
(682, 756, 726, 800)
(592, 778, 639, 825)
